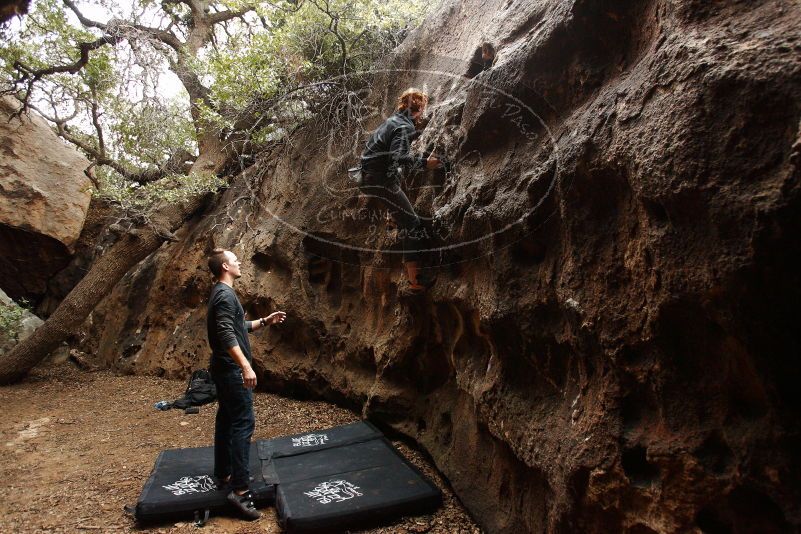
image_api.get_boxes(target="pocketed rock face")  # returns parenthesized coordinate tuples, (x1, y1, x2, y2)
(0, 97, 92, 303)
(86, 1, 801, 532)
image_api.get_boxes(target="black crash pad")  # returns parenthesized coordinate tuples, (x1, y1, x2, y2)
(258, 420, 383, 463)
(265, 435, 412, 484)
(134, 442, 273, 523)
(276, 462, 441, 533)
(263, 422, 442, 532)
(133, 420, 441, 531)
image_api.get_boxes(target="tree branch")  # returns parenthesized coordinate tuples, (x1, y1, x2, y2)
(27, 100, 195, 185)
(62, 0, 106, 29)
(64, 0, 183, 51)
(309, 0, 348, 74)
(8, 35, 121, 113)
(13, 35, 120, 80)
(88, 87, 105, 157)
(207, 8, 253, 25)
(63, 0, 184, 53)
(83, 162, 101, 190)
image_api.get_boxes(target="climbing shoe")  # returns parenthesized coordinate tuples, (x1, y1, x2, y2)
(402, 261, 436, 294)
(227, 490, 261, 520)
(417, 269, 437, 287)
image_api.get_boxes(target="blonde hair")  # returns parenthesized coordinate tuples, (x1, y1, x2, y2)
(396, 88, 429, 113)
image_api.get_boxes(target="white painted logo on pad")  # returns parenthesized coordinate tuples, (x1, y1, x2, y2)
(292, 433, 329, 447)
(304, 479, 363, 504)
(162, 475, 216, 496)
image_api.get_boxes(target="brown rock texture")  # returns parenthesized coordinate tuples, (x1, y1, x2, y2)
(82, 0, 801, 532)
(0, 96, 92, 302)
(36, 197, 117, 317)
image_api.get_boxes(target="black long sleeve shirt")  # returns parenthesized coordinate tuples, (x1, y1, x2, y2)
(207, 282, 252, 373)
(360, 109, 425, 180)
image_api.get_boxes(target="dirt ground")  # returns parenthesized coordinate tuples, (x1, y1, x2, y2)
(0, 362, 479, 533)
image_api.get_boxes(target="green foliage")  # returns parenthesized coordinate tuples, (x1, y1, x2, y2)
(3, 0, 86, 66)
(204, 0, 427, 113)
(0, 299, 28, 342)
(1, 0, 114, 91)
(0, 0, 429, 214)
(1, 0, 195, 172)
(108, 97, 196, 169)
(95, 168, 227, 214)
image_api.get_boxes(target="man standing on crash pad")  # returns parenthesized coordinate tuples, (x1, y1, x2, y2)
(206, 248, 286, 520)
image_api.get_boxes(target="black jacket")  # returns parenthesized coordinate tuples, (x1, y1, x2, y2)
(207, 282, 252, 373)
(360, 109, 425, 180)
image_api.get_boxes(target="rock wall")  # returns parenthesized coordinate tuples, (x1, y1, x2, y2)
(0, 97, 93, 303)
(83, 1, 801, 532)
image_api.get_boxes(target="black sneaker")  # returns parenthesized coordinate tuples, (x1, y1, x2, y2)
(227, 490, 261, 520)
(417, 269, 437, 288)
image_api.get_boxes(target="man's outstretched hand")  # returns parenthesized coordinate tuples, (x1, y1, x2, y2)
(264, 311, 287, 325)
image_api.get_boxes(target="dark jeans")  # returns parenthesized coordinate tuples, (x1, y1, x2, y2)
(212, 368, 255, 491)
(360, 175, 422, 262)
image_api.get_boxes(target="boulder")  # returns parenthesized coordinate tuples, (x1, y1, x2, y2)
(85, 0, 801, 532)
(1, 287, 71, 363)
(0, 287, 43, 355)
(0, 96, 93, 302)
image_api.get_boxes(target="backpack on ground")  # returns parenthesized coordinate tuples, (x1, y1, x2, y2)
(170, 369, 217, 410)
